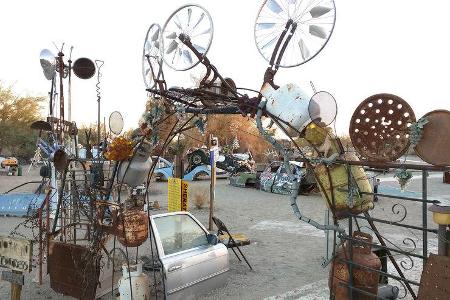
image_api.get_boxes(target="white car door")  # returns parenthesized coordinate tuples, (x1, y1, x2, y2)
(151, 212, 229, 300)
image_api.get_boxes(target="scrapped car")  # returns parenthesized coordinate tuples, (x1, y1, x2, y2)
(154, 157, 228, 181)
(186, 148, 255, 174)
(260, 161, 316, 195)
(150, 211, 229, 299)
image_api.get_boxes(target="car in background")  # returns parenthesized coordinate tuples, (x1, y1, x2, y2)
(150, 211, 229, 299)
(259, 161, 316, 195)
(154, 157, 227, 181)
(1, 157, 18, 168)
(186, 148, 255, 175)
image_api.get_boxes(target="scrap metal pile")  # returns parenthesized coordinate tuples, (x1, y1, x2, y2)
(4, 0, 450, 299)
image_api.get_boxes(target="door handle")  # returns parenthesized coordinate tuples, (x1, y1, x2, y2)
(168, 265, 182, 272)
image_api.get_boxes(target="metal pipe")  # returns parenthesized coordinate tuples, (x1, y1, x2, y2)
(422, 170, 428, 265)
(255, 101, 344, 234)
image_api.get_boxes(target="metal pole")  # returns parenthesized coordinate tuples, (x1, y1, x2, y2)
(438, 225, 447, 255)
(422, 170, 428, 265)
(209, 135, 215, 231)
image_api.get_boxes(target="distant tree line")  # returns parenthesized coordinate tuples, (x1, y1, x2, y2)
(0, 84, 44, 161)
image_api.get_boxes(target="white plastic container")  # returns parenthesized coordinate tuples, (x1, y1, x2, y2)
(118, 262, 150, 300)
(261, 83, 314, 132)
(118, 143, 152, 187)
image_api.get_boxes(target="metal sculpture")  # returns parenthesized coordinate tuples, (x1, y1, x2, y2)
(5, 1, 450, 299)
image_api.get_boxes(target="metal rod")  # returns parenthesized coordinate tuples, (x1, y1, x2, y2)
(348, 214, 354, 300)
(340, 235, 427, 260)
(422, 170, 428, 265)
(350, 214, 438, 233)
(338, 258, 421, 286)
(362, 212, 417, 299)
(338, 189, 440, 204)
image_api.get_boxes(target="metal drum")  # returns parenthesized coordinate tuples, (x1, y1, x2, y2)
(116, 208, 149, 247)
(314, 153, 373, 219)
(330, 231, 381, 300)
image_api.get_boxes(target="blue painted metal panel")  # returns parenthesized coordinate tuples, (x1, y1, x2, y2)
(0, 193, 46, 216)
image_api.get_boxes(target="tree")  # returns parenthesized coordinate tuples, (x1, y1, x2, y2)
(0, 84, 45, 160)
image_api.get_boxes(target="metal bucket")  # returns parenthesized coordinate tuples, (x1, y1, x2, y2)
(314, 153, 373, 219)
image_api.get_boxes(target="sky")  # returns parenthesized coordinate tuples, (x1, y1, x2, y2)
(1, 0, 450, 136)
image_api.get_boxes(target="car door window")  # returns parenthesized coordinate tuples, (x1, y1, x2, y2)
(154, 214, 209, 256)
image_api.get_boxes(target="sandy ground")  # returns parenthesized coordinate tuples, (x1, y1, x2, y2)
(0, 161, 448, 299)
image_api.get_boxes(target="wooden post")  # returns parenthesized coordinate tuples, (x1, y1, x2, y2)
(10, 271, 22, 300)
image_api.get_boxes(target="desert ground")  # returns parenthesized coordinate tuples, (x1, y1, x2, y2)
(0, 159, 448, 299)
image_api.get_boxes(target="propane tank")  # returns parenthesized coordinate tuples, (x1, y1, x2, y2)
(330, 231, 381, 299)
(118, 141, 152, 187)
(118, 262, 150, 300)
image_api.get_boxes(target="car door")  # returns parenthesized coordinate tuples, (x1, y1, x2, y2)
(151, 212, 229, 300)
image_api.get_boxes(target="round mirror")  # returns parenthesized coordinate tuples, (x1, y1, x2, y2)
(109, 111, 124, 135)
(309, 91, 337, 127)
(39, 49, 56, 80)
(73, 57, 96, 79)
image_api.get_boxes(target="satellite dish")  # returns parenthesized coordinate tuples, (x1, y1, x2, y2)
(73, 57, 96, 79)
(254, 0, 336, 67)
(109, 111, 124, 135)
(309, 91, 337, 128)
(142, 23, 163, 89)
(161, 4, 214, 71)
(39, 49, 56, 80)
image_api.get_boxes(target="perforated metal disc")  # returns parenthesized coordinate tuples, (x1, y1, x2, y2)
(161, 4, 214, 71)
(109, 111, 124, 135)
(142, 23, 162, 89)
(414, 110, 450, 166)
(255, 0, 336, 68)
(309, 91, 337, 127)
(349, 94, 416, 162)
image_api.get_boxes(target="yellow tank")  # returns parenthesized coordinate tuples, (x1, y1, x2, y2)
(303, 124, 374, 219)
(314, 153, 374, 219)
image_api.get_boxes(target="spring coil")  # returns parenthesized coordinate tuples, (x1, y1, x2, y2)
(95, 60, 105, 102)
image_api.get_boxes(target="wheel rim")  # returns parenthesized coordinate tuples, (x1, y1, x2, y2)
(142, 23, 162, 89)
(161, 4, 214, 71)
(254, 0, 336, 68)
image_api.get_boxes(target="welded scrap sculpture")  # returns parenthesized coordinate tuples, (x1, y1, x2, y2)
(141, 0, 361, 235)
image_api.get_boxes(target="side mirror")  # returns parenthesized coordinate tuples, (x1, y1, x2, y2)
(207, 233, 219, 245)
